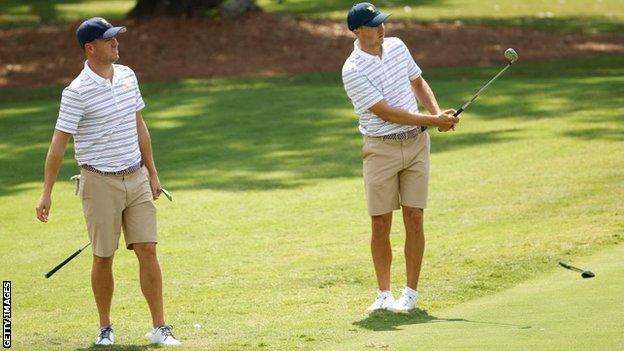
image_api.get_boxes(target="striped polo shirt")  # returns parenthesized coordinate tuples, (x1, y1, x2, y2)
(342, 37, 423, 136)
(55, 62, 145, 172)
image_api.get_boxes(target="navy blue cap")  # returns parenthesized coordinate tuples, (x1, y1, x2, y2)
(76, 17, 126, 48)
(347, 3, 390, 31)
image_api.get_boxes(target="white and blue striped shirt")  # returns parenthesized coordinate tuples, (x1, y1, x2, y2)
(55, 62, 145, 172)
(342, 37, 422, 136)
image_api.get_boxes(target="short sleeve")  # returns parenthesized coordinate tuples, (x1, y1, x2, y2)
(401, 40, 422, 81)
(132, 71, 145, 111)
(55, 88, 84, 134)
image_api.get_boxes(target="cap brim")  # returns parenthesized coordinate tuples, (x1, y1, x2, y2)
(102, 26, 127, 39)
(364, 13, 390, 27)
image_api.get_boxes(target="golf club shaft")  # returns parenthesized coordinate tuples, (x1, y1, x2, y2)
(454, 63, 513, 117)
(559, 261, 584, 273)
(44, 242, 90, 278)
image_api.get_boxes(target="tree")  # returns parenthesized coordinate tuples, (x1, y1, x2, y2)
(127, 0, 258, 19)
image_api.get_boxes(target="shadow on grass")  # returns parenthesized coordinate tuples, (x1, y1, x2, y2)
(1, 57, 622, 196)
(0, 73, 525, 196)
(560, 128, 624, 141)
(353, 309, 531, 331)
(74, 344, 155, 351)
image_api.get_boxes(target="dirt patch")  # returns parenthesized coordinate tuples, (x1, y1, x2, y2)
(1, 13, 623, 87)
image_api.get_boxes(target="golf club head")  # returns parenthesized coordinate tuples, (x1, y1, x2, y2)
(581, 271, 595, 279)
(504, 48, 518, 63)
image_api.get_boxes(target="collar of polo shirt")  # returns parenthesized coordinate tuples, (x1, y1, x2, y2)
(353, 39, 386, 61)
(83, 61, 121, 86)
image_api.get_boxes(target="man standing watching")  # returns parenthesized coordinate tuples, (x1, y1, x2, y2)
(35, 17, 181, 346)
(342, 3, 459, 312)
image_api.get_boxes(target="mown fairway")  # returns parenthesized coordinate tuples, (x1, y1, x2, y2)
(334, 244, 624, 350)
(0, 56, 622, 350)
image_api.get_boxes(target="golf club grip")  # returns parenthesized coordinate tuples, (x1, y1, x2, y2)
(44, 249, 82, 278)
(437, 108, 464, 131)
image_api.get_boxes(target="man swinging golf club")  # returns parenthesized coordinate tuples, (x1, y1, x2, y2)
(35, 17, 181, 346)
(342, 3, 459, 312)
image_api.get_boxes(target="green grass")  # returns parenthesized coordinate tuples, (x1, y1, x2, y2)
(0, 0, 134, 28)
(1, 0, 623, 33)
(0, 55, 623, 350)
(334, 244, 624, 350)
(258, 0, 624, 33)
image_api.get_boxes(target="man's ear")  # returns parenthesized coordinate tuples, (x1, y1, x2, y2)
(84, 43, 94, 55)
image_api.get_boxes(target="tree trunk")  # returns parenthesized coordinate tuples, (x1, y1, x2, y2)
(127, 0, 223, 19)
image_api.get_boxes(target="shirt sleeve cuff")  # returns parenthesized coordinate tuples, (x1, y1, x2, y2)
(54, 125, 76, 135)
(409, 70, 422, 81)
(360, 95, 385, 113)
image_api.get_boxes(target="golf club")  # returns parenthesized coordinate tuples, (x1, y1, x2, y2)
(160, 187, 173, 201)
(44, 185, 173, 279)
(44, 242, 91, 278)
(439, 48, 518, 131)
(559, 261, 595, 278)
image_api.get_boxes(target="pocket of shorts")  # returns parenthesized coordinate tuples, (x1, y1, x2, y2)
(78, 172, 88, 199)
(362, 137, 372, 159)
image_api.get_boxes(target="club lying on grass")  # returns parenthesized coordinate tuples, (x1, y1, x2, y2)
(559, 261, 595, 278)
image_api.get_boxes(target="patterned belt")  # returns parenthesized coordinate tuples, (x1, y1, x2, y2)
(379, 127, 426, 140)
(80, 161, 143, 176)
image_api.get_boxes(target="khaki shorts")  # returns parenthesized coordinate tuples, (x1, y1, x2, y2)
(362, 131, 430, 216)
(79, 166, 157, 257)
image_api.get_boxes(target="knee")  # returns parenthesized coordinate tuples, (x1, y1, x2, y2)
(371, 213, 392, 238)
(372, 213, 391, 226)
(133, 243, 157, 259)
(403, 207, 423, 223)
(92, 255, 113, 268)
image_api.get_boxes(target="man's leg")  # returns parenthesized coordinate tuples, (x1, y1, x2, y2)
(92, 255, 114, 327)
(371, 212, 393, 291)
(402, 206, 425, 290)
(133, 243, 165, 328)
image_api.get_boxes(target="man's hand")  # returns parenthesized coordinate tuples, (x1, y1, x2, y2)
(36, 194, 52, 222)
(436, 109, 460, 132)
(149, 173, 162, 200)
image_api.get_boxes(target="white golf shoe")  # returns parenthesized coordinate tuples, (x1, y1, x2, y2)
(389, 287, 418, 313)
(366, 290, 395, 312)
(95, 326, 114, 346)
(149, 325, 181, 346)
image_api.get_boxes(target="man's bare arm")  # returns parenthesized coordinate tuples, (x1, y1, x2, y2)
(136, 111, 161, 200)
(36, 130, 71, 222)
(369, 100, 457, 130)
(411, 76, 441, 115)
